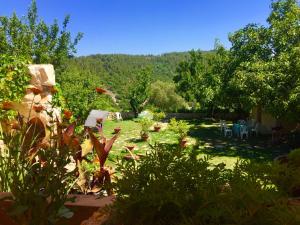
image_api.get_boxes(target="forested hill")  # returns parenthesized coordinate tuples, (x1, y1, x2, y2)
(62, 51, 213, 91)
(58, 51, 212, 112)
(65, 52, 190, 88)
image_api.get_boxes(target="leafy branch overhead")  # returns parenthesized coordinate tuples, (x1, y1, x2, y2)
(173, 0, 300, 120)
(0, 0, 83, 69)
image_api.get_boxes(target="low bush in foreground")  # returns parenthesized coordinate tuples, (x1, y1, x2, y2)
(106, 144, 300, 225)
(0, 116, 75, 225)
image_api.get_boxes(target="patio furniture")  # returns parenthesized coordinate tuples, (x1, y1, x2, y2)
(224, 124, 233, 137)
(115, 112, 123, 121)
(251, 123, 259, 136)
(238, 119, 246, 125)
(232, 123, 241, 137)
(246, 119, 255, 129)
(220, 120, 226, 133)
(240, 125, 249, 139)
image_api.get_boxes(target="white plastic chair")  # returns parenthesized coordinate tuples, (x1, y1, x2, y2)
(240, 125, 248, 139)
(115, 112, 123, 121)
(238, 120, 246, 125)
(220, 120, 226, 133)
(251, 123, 259, 136)
(224, 124, 232, 137)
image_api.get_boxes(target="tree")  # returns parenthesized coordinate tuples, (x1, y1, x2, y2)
(0, 0, 84, 120)
(57, 65, 118, 123)
(228, 24, 273, 117)
(128, 67, 152, 117)
(0, 54, 30, 119)
(0, 0, 83, 70)
(149, 81, 187, 112)
(227, 0, 300, 121)
(266, 0, 300, 120)
(174, 50, 220, 115)
(173, 0, 299, 121)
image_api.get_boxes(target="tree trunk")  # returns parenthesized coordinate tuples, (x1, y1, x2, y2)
(211, 104, 215, 118)
(129, 99, 139, 118)
(256, 104, 262, 123)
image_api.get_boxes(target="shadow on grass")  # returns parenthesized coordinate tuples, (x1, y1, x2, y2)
(187, 119, 292, 162)
(127, 137, 144, 143)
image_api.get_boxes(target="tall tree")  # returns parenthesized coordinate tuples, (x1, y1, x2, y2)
(57, 65, 118, 123)
(0, 0, 83, 69)
(174, 50, 220, 114)
(228, 24, 273, 117)
(174, 0, 300, 121)
(228, 0, 300, 120)
(149, 80, 187, 112)
(128, 67, 152, 117)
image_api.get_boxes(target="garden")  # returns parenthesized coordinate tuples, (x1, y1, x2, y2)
(102, 118, 292, 169)
(1, 0, 300, 224)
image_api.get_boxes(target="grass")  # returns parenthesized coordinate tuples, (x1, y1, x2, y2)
(101, 119, 179, 167)
(99, 119, 292, 169)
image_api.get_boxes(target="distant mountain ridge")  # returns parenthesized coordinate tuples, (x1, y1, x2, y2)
(69, 51, 212, 84)
(60, 51, 213, 107)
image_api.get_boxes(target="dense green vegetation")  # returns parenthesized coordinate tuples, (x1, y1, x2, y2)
(149, 80, 187, 112)
(57, 64, 119, 122)
(107, 144, 300, 225)
(1, 0, 300, 224)
(174, 0, 300, 121)
(0, 0, 82, 70)
(0, 0, 85, 118)
(0, 55, 30, 119)
(59, 52, 194, 111)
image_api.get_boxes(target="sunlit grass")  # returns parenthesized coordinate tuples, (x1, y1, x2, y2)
(100, 119, 290, 169)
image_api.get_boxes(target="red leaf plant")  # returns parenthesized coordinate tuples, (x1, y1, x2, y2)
(63, 109, 73, 120)
(95, 87, 107, 94)
(87, 127, 119, 195)
(59, 121, 87, 163)
(1, 101, 13, 110)
(32, 104, 45, 113)
(24, 116, 118, 195)
(28, 87, 43, 95)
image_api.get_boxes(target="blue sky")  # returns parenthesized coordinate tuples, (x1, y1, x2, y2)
(0, 0, 272, 56)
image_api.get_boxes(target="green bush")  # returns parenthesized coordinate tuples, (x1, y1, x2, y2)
(169, 118, 189, 140)
(0, 54, 30, 119)
(153, 112, 166, 122)
(106, 144, 300, 225)
(149, 81, 188, 112)
(271, 149, 300, 197)
(139, 118, 153, 136)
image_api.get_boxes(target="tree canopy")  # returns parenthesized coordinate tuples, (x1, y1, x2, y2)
(149, 80, 187, 112)
(128, 67, 152, 117)
(174, 0, 300, 120)
(0, 0, 83, 69)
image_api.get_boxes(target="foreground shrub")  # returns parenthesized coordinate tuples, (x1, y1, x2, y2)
(106, 144, 300, 225)
(0, 115, 75, 225)
(0, 54, 30, 120)
(271, 148, 300, 197)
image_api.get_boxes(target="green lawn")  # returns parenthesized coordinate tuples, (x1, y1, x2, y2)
(100, 119, 292, 169)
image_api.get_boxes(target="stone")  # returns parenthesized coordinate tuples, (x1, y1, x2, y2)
(28, 64, 55, 87)
(11, 64, 60, 141)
